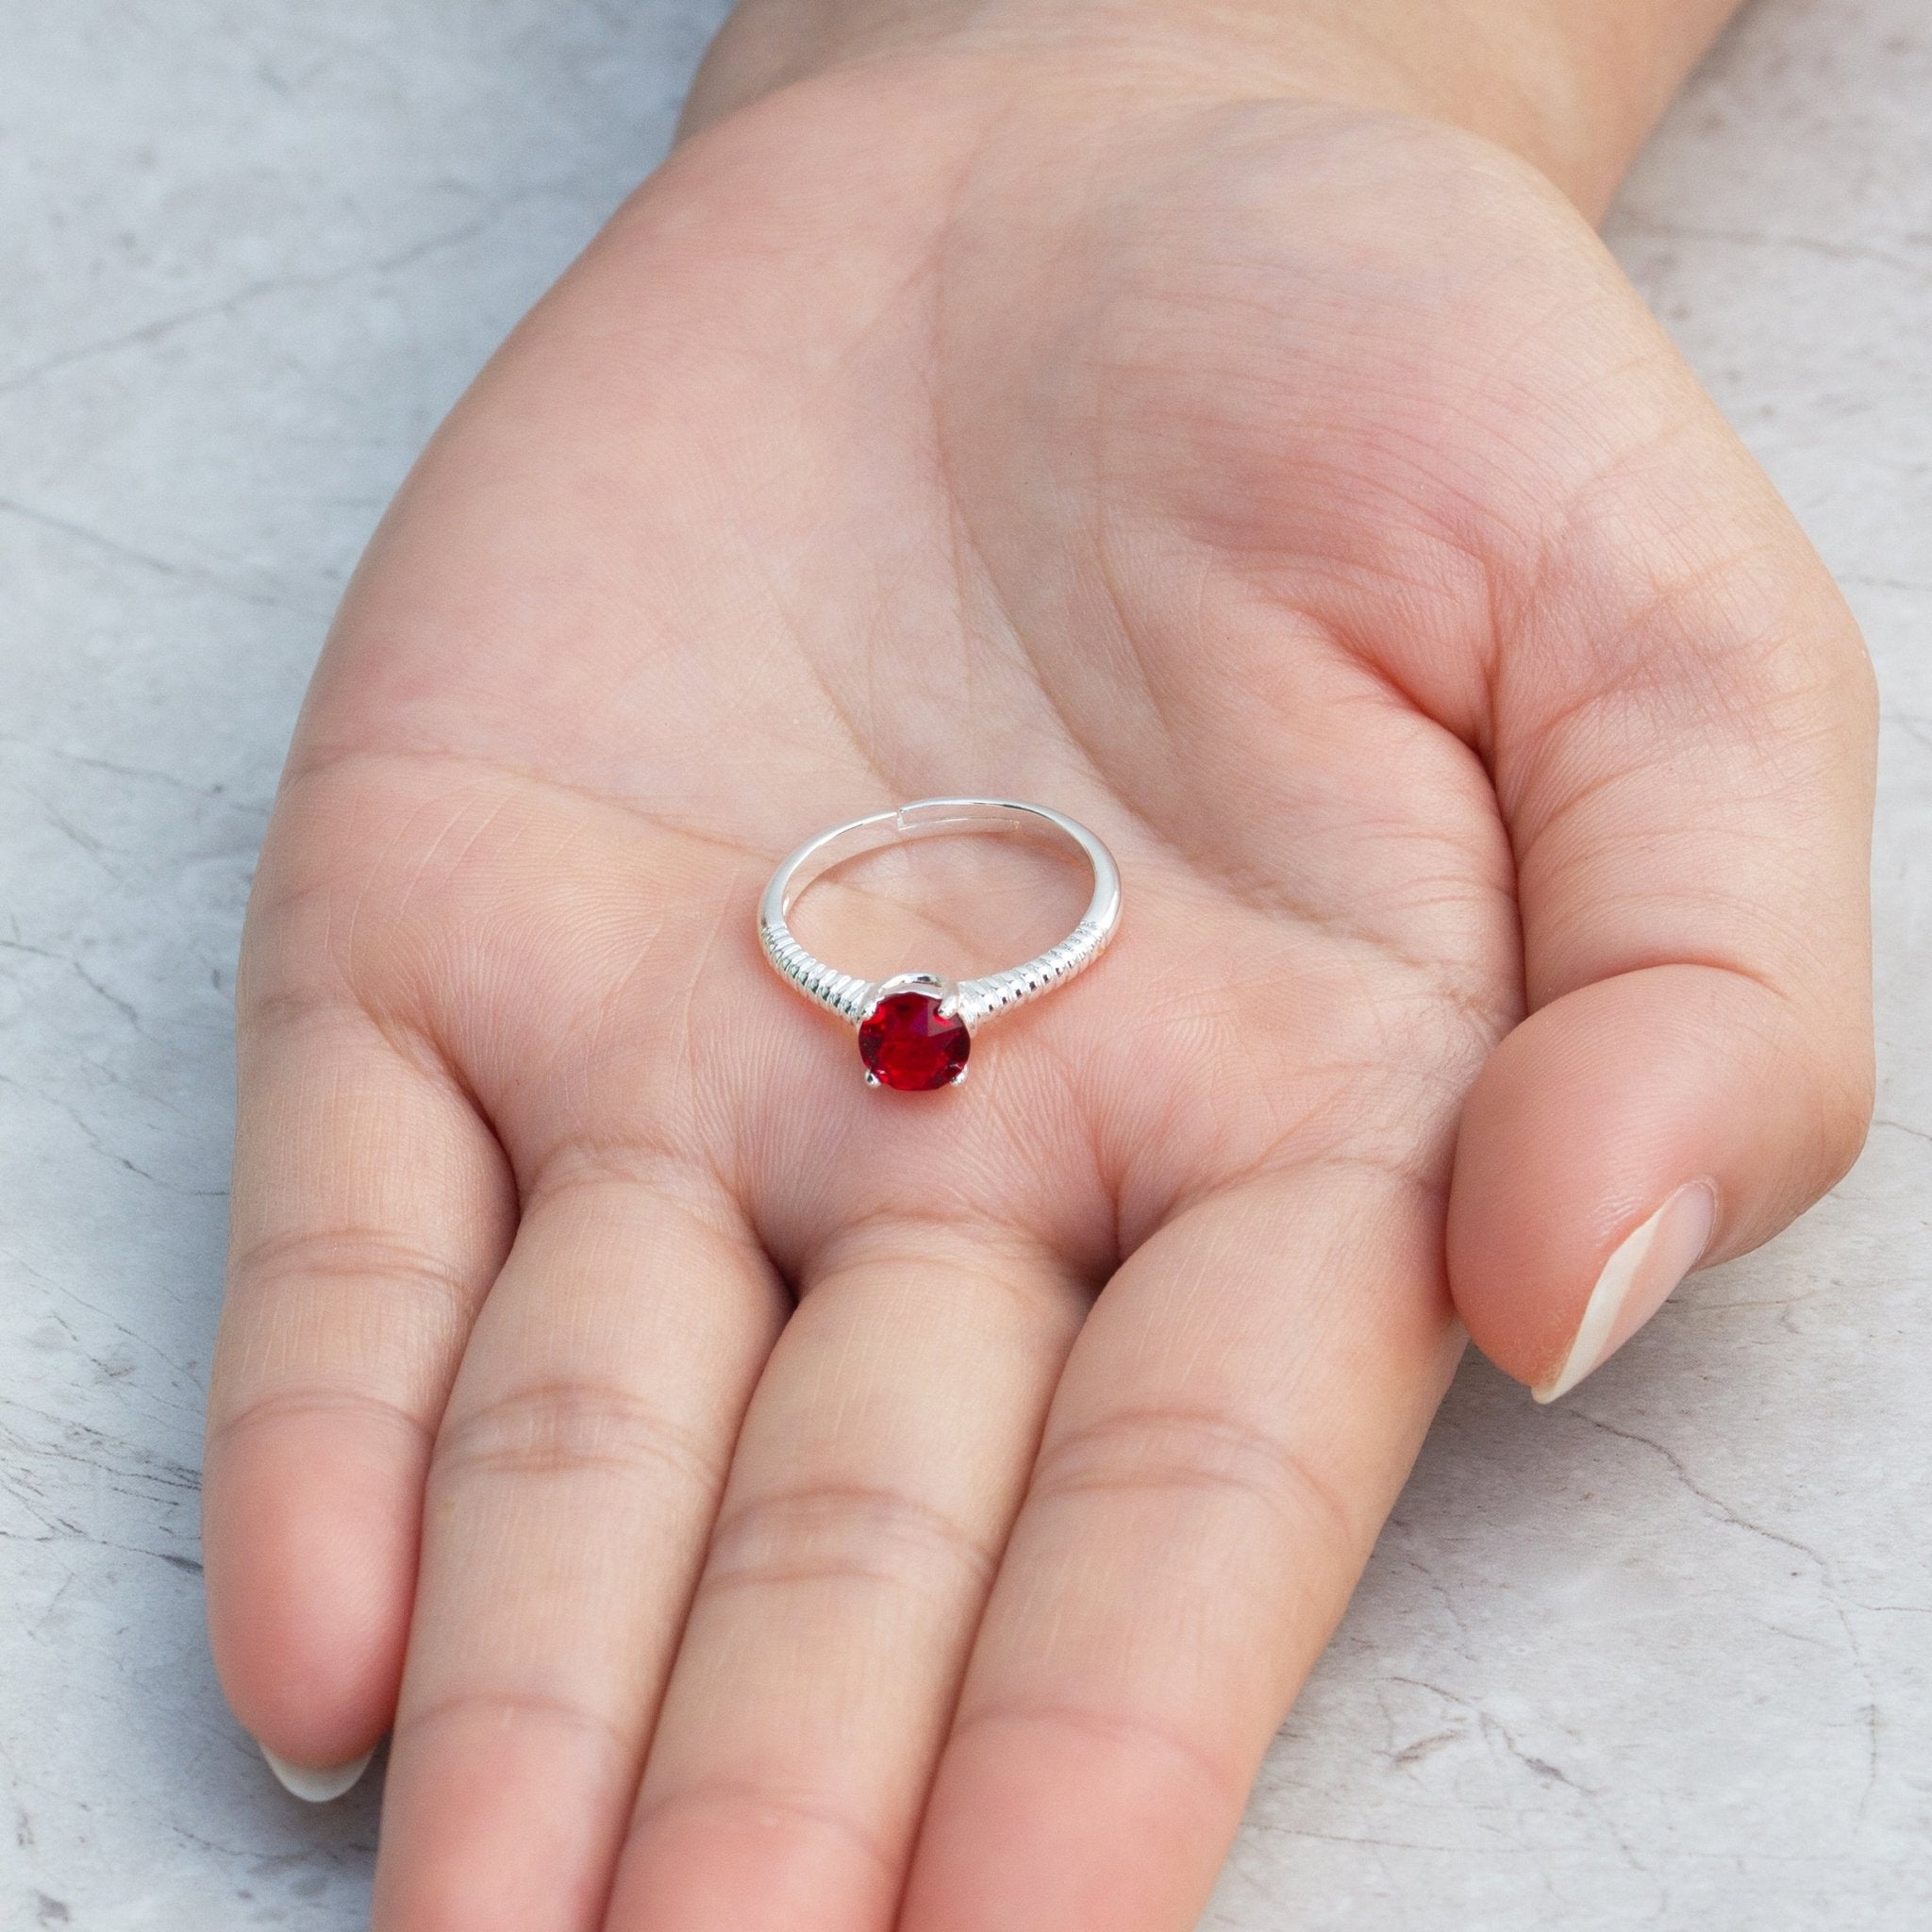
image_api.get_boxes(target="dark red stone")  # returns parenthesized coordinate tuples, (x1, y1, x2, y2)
(858, 991, 970, 1091)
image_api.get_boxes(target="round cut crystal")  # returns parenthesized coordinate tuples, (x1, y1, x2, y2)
(858, 989, 970, 1091)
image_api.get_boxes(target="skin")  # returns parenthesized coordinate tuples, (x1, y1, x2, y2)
(201, 2, 1876, 1926)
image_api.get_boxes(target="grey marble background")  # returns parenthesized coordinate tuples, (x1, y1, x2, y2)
(0, 1, 1925, 1925)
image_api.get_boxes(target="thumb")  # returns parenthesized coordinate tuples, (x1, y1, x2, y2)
(1447, 415, 1875, 1402)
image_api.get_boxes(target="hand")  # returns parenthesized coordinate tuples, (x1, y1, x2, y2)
(201, 10, 1874, 1929)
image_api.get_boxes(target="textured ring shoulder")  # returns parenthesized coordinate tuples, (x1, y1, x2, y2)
(758, 798, 1123, 1091)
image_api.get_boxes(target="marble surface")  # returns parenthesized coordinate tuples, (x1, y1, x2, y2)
(0, 1, 1925, 1925)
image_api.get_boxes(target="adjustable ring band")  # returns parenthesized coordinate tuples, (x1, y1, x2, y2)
(758, 797, 1123, 1091)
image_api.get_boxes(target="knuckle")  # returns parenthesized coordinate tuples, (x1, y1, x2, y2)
(432, 1378, 719, 1491)
(1029, 1406, 1362, 1560)
(953, 1692, 1243, 1811)
(205, 1382, 427, 1457)
(228, 1224, 477, 1319)
(630, 1775, 893, 1877)
(700, 1479, 996, 1599)
(395, 1685, 625, 1759)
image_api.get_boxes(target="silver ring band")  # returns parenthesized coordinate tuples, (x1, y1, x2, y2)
(758, 798, 1122, 1088)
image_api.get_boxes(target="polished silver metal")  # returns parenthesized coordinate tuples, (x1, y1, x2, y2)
(759, 798, 1122, 1036)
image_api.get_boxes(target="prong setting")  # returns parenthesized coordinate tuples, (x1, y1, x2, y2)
(875, 970, 958, 1008)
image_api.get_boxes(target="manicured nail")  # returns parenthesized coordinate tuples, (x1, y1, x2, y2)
(1534, 1181, 1717, 1404)
(260, 1741, 374, 1802)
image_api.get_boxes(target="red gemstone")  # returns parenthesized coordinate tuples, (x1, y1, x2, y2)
(858, 990, 970, 1091)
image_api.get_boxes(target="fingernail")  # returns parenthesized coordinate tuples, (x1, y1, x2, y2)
(260, 1741, 375, 1802)
(1534, 1181, 1717, 1404)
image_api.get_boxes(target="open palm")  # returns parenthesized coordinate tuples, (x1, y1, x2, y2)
(203, 53, 1873, 1932)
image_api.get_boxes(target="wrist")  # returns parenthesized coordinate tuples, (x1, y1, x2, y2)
(684, 0, 1743, 216)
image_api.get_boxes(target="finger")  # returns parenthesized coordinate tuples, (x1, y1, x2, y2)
(602, 1223, 1087, 1932)
(368, 1173, 783, 1932)
(204, 1001, 513, 1783)
(898, 1173, 1457, 1932)
(1448, 408, 1876, 1399)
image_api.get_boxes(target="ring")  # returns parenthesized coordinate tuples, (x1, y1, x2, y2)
(759, 798, 1123, 1091)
